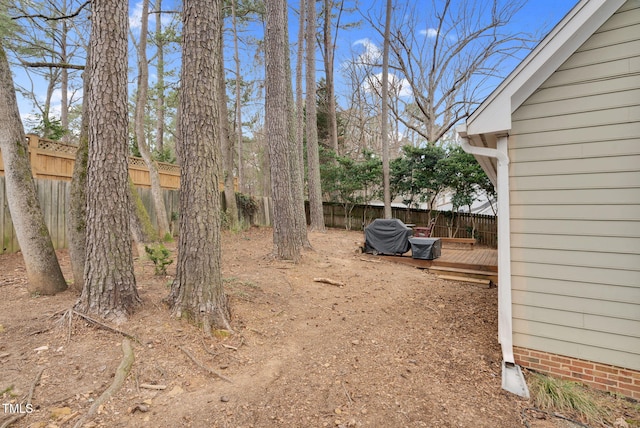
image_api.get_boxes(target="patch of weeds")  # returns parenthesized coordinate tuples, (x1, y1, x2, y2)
(528, 372, 609, 426)
(1, 385, 14, 396)
(222, 277, 260, 302)
(163, 232, 174, 242)
(230, 217, 249, 233)
(241, 280, 258, 289)
(233, 291, 251, 301)
(213, 329, 231, 339)
(145, 243, 173, 275)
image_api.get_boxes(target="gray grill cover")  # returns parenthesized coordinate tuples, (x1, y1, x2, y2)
(409, 237, 441, 260)
(364, 219, 413, 255)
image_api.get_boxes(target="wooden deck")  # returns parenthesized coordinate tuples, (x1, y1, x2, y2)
(376, 247, 498, 285)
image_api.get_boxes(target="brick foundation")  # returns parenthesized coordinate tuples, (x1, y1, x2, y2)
(514, 347, 640, 400)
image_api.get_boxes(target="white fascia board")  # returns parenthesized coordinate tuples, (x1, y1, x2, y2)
(465, 0, 626, 138)
(456, 125, 498, 186)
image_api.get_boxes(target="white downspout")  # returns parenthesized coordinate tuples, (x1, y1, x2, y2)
(458, 133, 529, 398)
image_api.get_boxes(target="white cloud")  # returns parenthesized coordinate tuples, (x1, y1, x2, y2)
(130, 1, 174, 32)
(352, 38, 382, 65)
(129, 1, 144, 30)
(419, 28, 439, 38)
(364, 72, 412, 98)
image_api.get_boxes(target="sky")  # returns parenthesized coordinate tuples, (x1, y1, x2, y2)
(10, 0, 580, 136)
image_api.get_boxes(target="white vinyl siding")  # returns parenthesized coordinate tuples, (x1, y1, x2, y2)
(509, 2, 640, 371)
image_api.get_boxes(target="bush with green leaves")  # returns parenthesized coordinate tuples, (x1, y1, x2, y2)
(235, 192, 258, 218)
(145, 243, 173, 276)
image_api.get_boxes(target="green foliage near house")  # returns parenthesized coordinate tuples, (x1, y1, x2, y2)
(320, 147, 382, 229)
(528, 372, 608, 426)
(390, 144, 446, 209)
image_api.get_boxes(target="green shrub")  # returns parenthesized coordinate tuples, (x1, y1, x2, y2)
(235, 192, 258, 218)
(145, 243, 173, 276)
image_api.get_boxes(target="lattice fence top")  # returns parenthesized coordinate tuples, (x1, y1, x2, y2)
(128, 157, 147, 167)
(37, 138, 78, 155)
(32, 135, 180, 174)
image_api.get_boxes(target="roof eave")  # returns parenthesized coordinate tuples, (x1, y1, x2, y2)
(464, 0, 626, 139)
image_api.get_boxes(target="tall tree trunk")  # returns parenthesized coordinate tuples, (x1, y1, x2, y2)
(265, 0, 302, 261)
(169, 0, 231, 332)
(285, 3, 310, 249)
(155, 0, 165, 155)
(76, 0, 139, 320)
(66, 34, 91, 291)
(381, 0, 392, 219)
(134, 0, 170, 238)
(0, 45, 67, 295)
(295, 0, 305, 191)
(323, 0, 339, 153)
(305, 0, 325, 232)
(217, 4, 239, 229)
(60, 16, 69, 142)
(231, 0, 244, 193)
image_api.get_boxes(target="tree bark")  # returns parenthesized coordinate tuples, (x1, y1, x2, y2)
(216, 4, 239, 229)
(305, 0, 325, 232)
(66, 34, 91, 291)
(286, 3, 310, 249)
(381, 0, 392, 219)
(231, 0, 244, 194)
(169, 0, 231, 331)
(0, 45, 67, 295)
(134, 0, 170, 239)
(295, 0, 306, 193)
(76, 0, 139, 320)
(60, 13, 69, 142)
(323, 0, 340, 153)
(154, 0, 165, 155)
(265, 0, 302, 261)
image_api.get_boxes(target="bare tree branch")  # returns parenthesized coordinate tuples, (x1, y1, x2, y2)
(18, 60, 85, 70)
(12, 0, 90, 21)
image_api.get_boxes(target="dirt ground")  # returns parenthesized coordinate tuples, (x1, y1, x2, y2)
(1, 227, 638, 428)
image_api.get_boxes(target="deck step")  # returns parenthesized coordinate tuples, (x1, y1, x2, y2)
(436, 275, 492, 286)
(428, 266, 496, 276)
(430, 260, 497, 272)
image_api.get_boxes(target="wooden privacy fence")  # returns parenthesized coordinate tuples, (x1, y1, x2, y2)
(1, 181, 495, 254)
(317, 202, 498, 248)
(0, 134, 181, 189)
(0, 176, 180, 254)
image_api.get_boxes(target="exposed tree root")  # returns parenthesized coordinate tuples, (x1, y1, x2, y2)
(0, 368, 44, 428)
(73, 339, 134, 428)
(179, 346, 233, 383)
(57, 308, 140, 343)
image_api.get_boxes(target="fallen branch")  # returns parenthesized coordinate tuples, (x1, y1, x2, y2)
(71, 310, 140, 343)
(313, 277, 345, 287)
(0, 368, 44, 428)
(140, 383, 167, 390)
(179, 346, 233, 383)
(73, 339, 134, 428)
(359, 257, 380, 263)
(341, 382, 353, 406)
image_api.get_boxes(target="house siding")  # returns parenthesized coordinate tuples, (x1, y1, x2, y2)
(508, 0, 640, 377)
